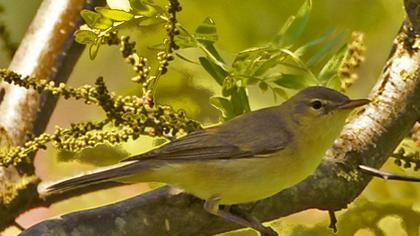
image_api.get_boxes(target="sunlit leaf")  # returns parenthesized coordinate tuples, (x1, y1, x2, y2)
(199, 57, 228, 85)
(95, 17, 113, 30)
(107, 0, 131, 11)
(129, 0, 162, 17)
(96, 7, 133, 21)
(273, 0, 312, 48)
(74, 30, 97, 44)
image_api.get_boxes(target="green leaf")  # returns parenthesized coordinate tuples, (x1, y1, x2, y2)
(239, 88, 251, 112)
(307, 32, 346, 67)
(81, 9, 113, 30)
(318, 45, 348, 83)
(74, 30, 97, 44)
(209, 96, 234, 119)
(231, 87, 251, 116)
(273, 74, 310, 89)
(194, 17, 225, 65)
(96, 7, 133, 21)
(195, 17, 218, 43)
(202, 42, 225, 64)
(89, 40, 101, 60)
(199, 57, 228, 85)
(129, 0, 161, 17)
(273, 0, 312, 48)
(95, 17, 113, 30)
(81, 10, 101, 27)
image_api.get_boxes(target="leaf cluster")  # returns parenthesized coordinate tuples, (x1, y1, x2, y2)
(0, 0, 366, 168)
(0, 69, 201, 166)
(173, 0, 362, 120)
(76, 0, 165, 59)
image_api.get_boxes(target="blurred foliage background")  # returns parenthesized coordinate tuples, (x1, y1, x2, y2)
(0, 0, 419, 235)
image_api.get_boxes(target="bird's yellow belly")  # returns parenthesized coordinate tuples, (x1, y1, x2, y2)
(144, 148, 323, 205)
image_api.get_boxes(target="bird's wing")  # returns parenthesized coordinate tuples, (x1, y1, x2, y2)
(123, 106, 293, 162)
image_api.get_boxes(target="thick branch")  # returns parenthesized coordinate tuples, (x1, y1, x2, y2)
(20, 5, 420, 236)
(0, 0, 104, 232)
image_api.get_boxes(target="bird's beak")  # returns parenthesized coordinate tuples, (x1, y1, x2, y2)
(337, 99, 370, 110)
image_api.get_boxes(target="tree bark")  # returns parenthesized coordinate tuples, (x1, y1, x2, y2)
(0, 0, 104, 232)
(19, 0, 420, 235)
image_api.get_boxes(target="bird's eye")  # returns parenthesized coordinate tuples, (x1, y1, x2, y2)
(311, 100, 323, 110)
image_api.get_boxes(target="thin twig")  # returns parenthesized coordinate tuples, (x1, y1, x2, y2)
(358, 165, 420, 182)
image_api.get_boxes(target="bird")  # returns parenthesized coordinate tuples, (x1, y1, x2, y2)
(42, 86, 369, 236)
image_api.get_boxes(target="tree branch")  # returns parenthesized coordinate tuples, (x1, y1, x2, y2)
(0, 0, 104, 232)
(359, 165, 420, 182)
(20, 1, 420, 235)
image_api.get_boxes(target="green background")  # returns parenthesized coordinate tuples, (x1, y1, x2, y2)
(1, 0, 418, 235)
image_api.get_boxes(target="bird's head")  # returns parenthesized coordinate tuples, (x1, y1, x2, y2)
(284, 86, 369, 142)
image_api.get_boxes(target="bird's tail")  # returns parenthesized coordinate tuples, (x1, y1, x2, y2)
(39, 161, 157, 195)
